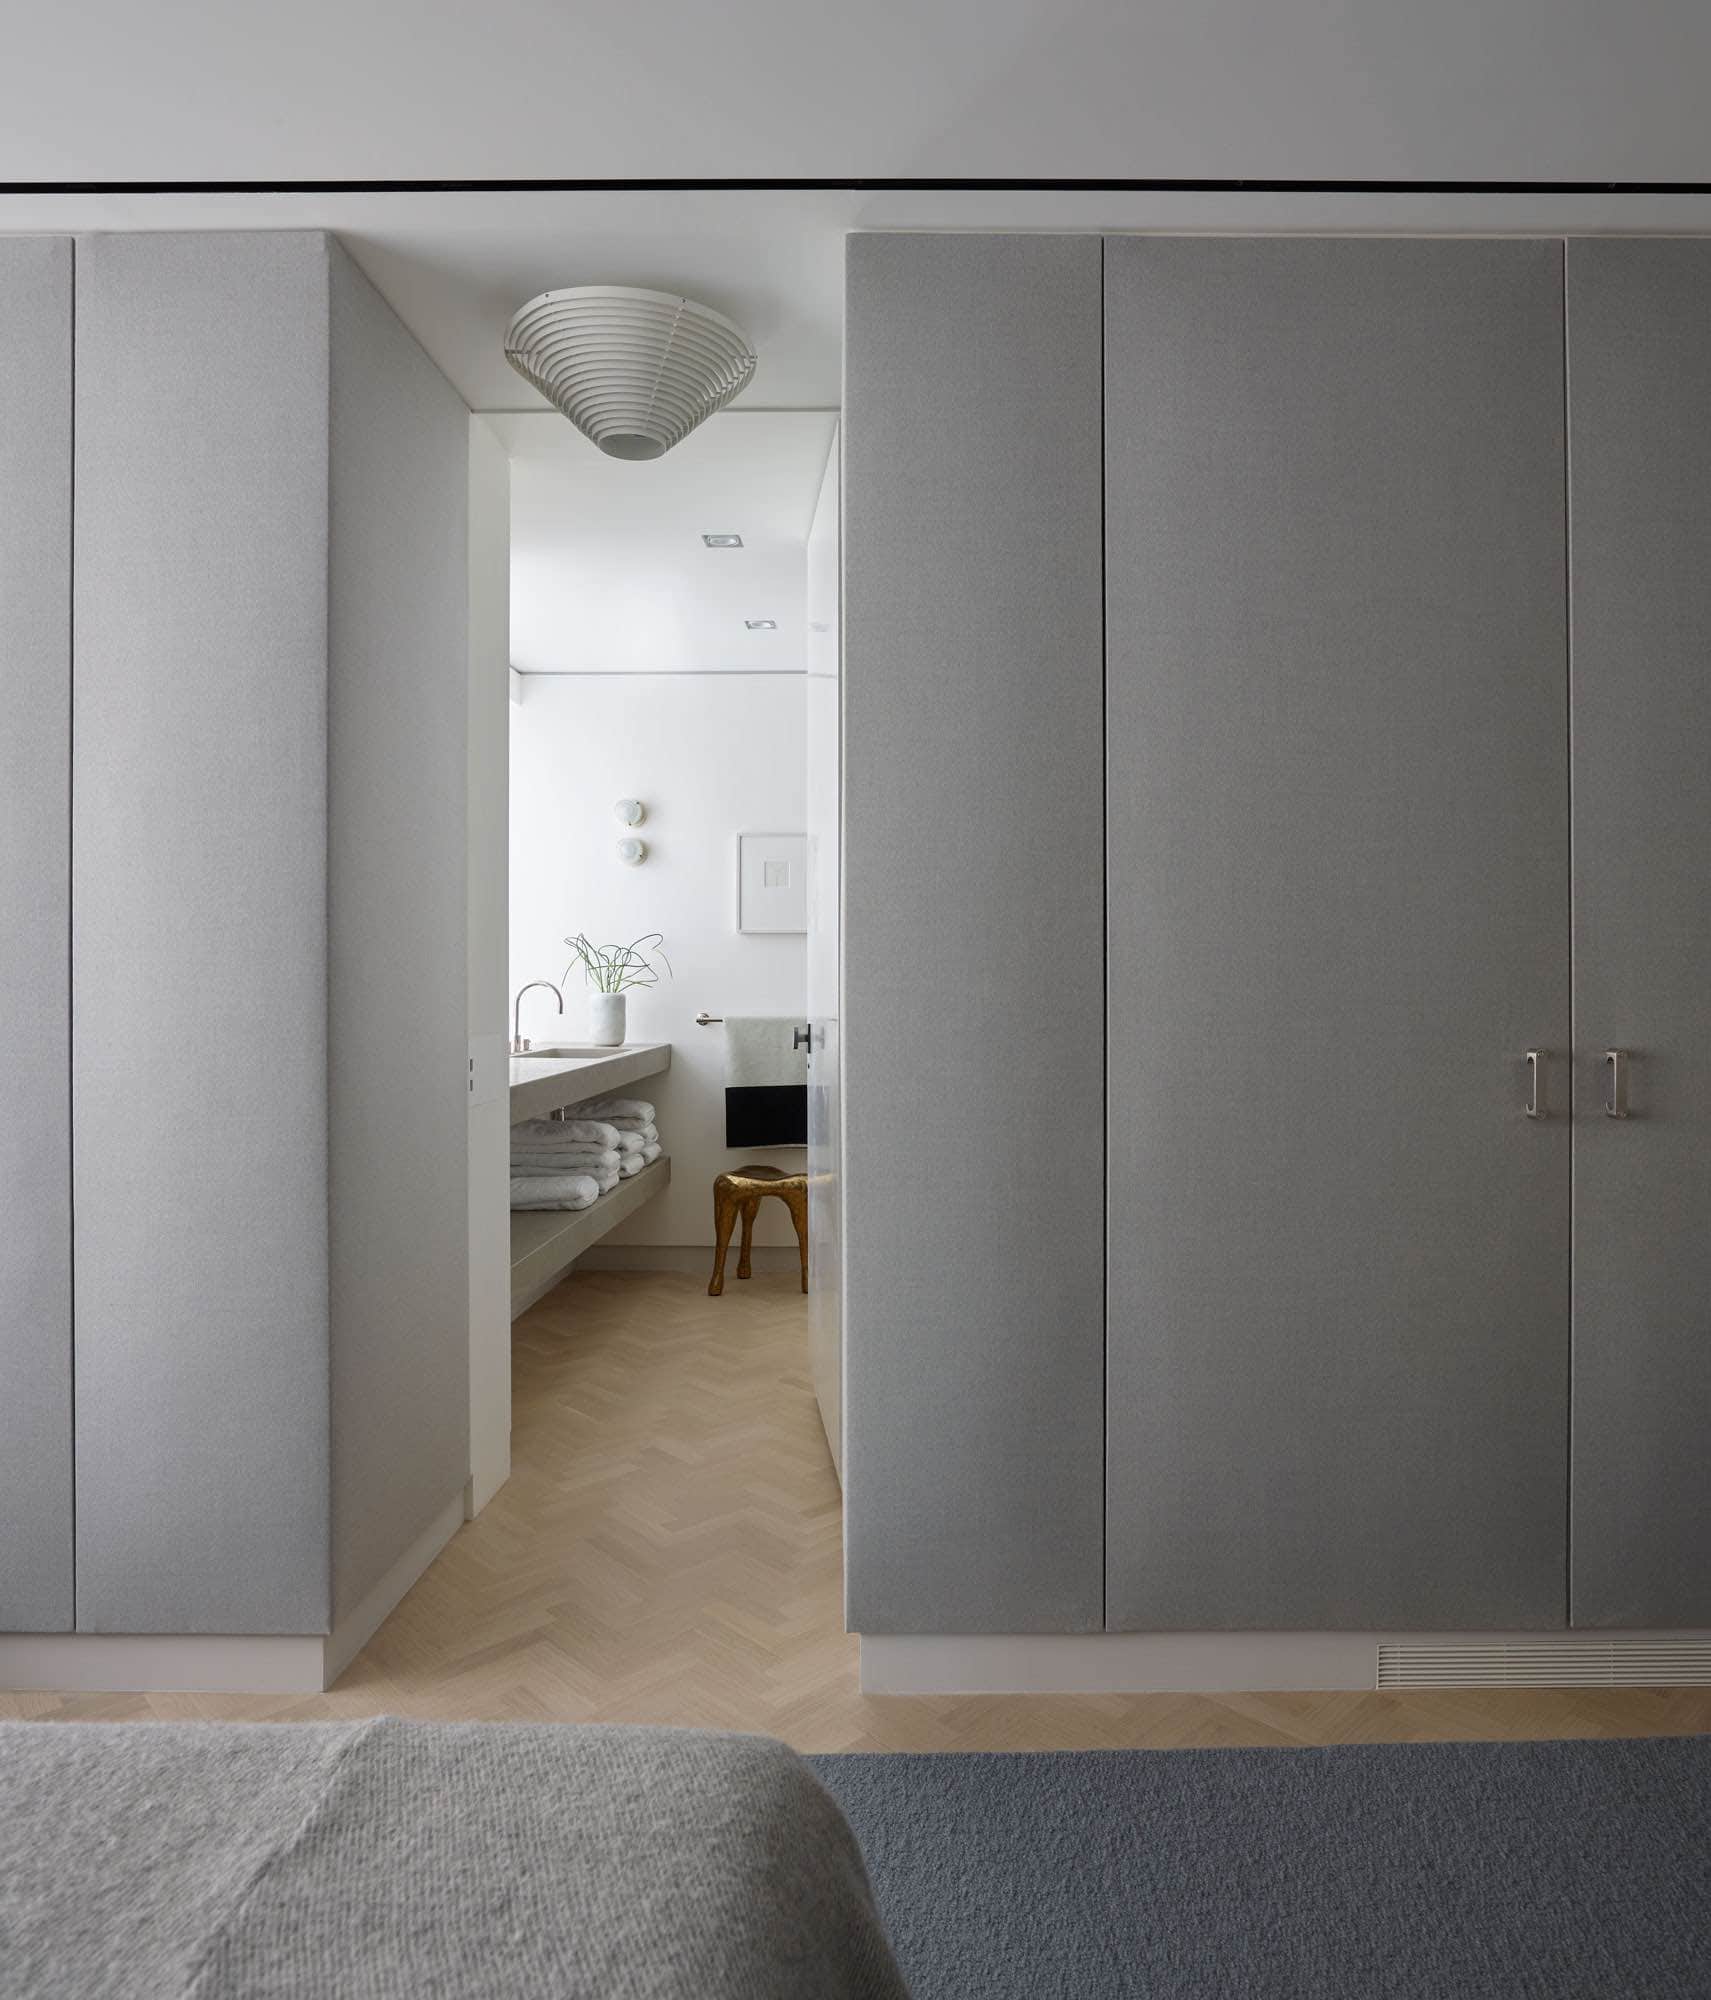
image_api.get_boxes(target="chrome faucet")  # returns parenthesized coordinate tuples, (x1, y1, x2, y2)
(511, 980, 564, 1055)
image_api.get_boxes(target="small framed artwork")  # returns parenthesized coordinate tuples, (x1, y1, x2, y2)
(737, 832, 808, 933)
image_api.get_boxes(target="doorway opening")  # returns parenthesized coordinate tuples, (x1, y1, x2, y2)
(467, 393, 846, 1731)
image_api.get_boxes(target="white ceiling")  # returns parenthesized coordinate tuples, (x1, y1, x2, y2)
(6, 0, 1711, 184)
(498, 410, 837, 674)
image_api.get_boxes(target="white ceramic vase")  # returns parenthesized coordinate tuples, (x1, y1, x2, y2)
(589, 991, 626, 1047)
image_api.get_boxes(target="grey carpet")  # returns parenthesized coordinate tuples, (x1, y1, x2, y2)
(809, 1736, 1711, 1999)
(0, 1717, 907, 1999)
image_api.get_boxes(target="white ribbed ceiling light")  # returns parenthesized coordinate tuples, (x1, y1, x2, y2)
(504, 285, 758, 461)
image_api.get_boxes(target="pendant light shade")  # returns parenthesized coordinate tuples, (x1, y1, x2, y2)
(503, 285, 758, 460)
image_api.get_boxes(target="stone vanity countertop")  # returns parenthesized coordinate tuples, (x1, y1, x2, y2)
(508, 1042, 672, 1126)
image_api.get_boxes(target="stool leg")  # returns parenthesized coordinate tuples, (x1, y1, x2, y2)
(736, 1198, 759, 1281)
(789, 1186, 809, 1294)
(709, 1184, 739, 1296)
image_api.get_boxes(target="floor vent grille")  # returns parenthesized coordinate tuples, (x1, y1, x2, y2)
(1376, 1640, 1711, 1689)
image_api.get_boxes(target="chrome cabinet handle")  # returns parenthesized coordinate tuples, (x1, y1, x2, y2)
(1525, 1050, 1548, 1119)
(1603, 1049, 1630, 1119)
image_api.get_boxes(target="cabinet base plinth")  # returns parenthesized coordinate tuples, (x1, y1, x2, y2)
(859, 1629, 1711, 1695)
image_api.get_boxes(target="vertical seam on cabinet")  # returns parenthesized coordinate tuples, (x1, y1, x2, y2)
(322, 243, 337, 1622)
(1561, 239, 1575, 1628)
(1099, 235, 1109, 1633)
(66, 238, 77, 1626)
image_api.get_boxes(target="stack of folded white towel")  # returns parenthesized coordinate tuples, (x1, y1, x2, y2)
(577, 1097, 663, 1183)
(509, 1098, 663, 1212)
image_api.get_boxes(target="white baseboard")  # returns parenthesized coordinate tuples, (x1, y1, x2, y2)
(0, 1491, 465, 1696)
(575, 1243, 801, 1275)
(465, 1453, 510, 1520)
(858, 1629, 1711, 1695)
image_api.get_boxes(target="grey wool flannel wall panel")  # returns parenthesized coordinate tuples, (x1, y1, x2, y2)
(1565, 240, 1711, 1630)
(325, 241, 471, 1625)
(0, 238, 75, 1632)
(842, 233, 1107, 1634)
(72, 233, 334, 1633)
(1103, 238, 1572, 1632)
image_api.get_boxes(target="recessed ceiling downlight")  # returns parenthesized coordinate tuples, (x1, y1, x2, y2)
(504, 285, 758, 461)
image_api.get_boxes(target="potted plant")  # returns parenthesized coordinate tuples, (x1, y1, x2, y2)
(563, 932, 671, 1047)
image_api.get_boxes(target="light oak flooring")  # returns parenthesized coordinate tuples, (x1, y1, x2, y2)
(7, 1267, 1711, 1749)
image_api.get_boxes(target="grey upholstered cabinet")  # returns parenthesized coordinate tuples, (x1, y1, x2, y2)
(0, 230, 463, 1661)
(842, 234, 1106, 1633)
(69, 234, 469, 1637)
(1566, 241, 1711, 1629)
(0, 239, 74, 1633)
(844, 231, 1711, 1645)
(1103, 240, 1572, 1631)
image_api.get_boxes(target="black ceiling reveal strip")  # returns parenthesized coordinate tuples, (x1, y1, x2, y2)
(8, 178, 1711, 197)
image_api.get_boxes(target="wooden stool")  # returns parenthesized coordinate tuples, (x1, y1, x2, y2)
(709, 1165, 808, 1296)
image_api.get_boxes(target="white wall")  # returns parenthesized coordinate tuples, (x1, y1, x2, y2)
(500, 411, 835, 675)
(466, 416, 511, 1515)
(12, 1, 1711, 183)
(510, 672, 808, 1247)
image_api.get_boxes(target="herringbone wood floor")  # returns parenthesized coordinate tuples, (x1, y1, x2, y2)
(7, 1268, 1711, 1748)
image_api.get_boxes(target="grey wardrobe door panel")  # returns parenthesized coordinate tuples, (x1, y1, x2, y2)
(0, 238, 74, 1633)
(843, 233, 1105, 1634)
(74, 233, 332, 1634)
(1105, 238, 1571, 1632)
(1567, 241, 1711, 1628)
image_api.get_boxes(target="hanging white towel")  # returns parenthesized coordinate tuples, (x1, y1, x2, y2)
(722, 1016, 807, 1147)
